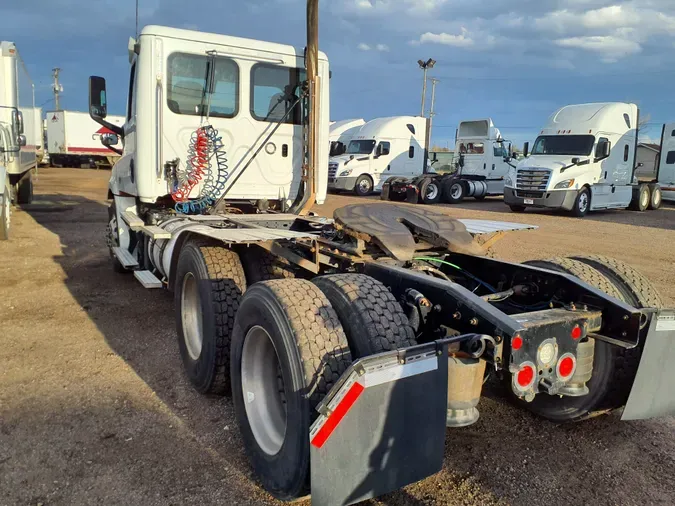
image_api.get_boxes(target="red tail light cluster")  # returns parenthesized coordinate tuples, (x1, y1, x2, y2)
(556, 353, 576, 380)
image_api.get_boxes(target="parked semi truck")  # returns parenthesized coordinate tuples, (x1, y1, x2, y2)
(89, 6, 675, 505)
(328, 118, 364, 156)
(328, 115, 428, 196)
(46, 109, 124, 168)
(504, 102, 674, 216)
(381, 118, 512, 205)
(0, 41, 36, 240)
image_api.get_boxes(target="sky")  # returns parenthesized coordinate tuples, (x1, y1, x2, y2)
(5, 0, 675, 148)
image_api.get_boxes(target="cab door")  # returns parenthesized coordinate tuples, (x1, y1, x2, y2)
(658, 123, 675, 187)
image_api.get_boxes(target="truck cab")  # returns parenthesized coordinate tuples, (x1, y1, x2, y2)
(329, 118, 364, 157)
(328, 116, 427, 196)
(504, 103, 643, 216)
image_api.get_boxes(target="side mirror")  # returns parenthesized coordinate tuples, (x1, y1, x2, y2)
(12, 110, 24, 134)
(101, 133, 119, 147)
(637, 162, 644, 168)
(458, 154, 465, 168)
(571, 157, 580, 165)
(17, 134, 26, 147)
(595, 139, 611, 159)
(523, 142, 529, 157)
(89, 76, 108, 119)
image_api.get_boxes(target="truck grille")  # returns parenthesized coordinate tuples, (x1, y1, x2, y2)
(328, 162, 338, 178)
(516, 169, 550, 198)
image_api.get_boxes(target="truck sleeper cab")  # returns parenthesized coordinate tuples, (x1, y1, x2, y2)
(328, 116, 427, 196)
(504, 102, 664, 216)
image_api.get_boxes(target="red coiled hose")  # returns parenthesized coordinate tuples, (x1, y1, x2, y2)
(171, 127, 210, 202)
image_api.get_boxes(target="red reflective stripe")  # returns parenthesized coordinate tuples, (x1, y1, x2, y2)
(66, 147, 116, 154)
(310, 381, 364, 449)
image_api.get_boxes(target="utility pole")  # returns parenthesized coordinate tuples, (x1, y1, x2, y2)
(417, 58, 436, 117)
(52, 68, 63, 110)
(428, 77, 439, 144)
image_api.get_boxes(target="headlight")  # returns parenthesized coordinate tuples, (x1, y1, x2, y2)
(554, 179, 575, 189)
(339, 169, 352, 177)
(504, 175, 513, 187)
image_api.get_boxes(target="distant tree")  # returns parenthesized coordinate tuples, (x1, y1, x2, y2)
(430, 145, 451, 152)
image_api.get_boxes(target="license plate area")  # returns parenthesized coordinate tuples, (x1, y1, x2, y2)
(524, 198, 534, 204)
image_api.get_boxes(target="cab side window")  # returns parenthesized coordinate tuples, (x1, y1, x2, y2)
(127, 62, 136, 121)
(251, 64, 305, 125)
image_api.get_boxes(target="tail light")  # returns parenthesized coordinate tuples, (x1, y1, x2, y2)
(557, 353, 576, 380)
(513, 361, 536, 391)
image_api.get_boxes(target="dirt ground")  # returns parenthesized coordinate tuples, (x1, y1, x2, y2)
(1, 167, 674, 506)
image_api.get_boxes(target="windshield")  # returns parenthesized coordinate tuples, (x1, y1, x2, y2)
(346, 139, 376, 155)
(532, 135, 595, 156)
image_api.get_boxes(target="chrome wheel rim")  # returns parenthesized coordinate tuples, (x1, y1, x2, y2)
(451, 183, 462, 199)
(181, 272, 204, 360)
(641, 190, 649, 207)
(241, 326, 287, 456)
(653, 189, 661, 206)
(358, 178, 372, 193)
(426, 183, 439, 200)
(578, 193, 588, 213)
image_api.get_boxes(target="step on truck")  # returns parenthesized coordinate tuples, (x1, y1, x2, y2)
(381, 118, 512, 205)
(0, 41, 37, 240)
(504, 102, 673, 216)
(89, 5, 675, 505)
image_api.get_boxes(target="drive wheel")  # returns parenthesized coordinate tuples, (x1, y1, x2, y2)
(442, 179, 465, 204)
(0, 179, 10, 241)
(231, 279, 352, 500)
(517, 257, 661, 422)
(313, 274, 417, 358)
(630, 183, 650, 211)
(354, 175, 373, 196)
(239, 246, 296, 284)
(571, 187, 590, 217)
(648, 183, 662, 210)
(175, 240, 246, 395)
(16, 173, 33, 205)
(419, 178, 442, 205)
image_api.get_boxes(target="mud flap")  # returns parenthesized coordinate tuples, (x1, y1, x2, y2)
(622, 309, 675, 420)
(309, 342, 449, 506)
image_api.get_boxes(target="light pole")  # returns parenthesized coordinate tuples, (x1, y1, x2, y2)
(417, 58, 436, 117)
(428, 77, 439, 144)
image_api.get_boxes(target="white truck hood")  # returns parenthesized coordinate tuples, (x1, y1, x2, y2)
(516, 155, 581, 171)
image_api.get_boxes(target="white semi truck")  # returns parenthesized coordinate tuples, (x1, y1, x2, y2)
(46, 109, 124, 168)
(328, 118, 364, 156)
(503, 102, 673, 216)
(328, 115, 428, 195)
(89, 6, 675, 505)
(0, 41, 36, 240)
(381, 118, 512, 205)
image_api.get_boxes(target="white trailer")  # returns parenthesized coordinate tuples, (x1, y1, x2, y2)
(0, 41, 35, 240)
(329, 118, 364, 156)
(328, 116, 428, 196)
(87, 10, 675, 506)
(46, 110, 124, 167)
(504, 102, 669, 216)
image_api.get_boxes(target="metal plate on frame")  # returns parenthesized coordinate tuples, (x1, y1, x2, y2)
(310, 347, 448, 506)
(622, 309, 675, 420)
(458, 219, 537, 235)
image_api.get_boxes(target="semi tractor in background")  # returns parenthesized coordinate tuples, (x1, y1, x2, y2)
(46, 110, 124, 168)
(0, 40, 36, 240)
(328, 118, 364, 156)
(381, 118, 512, 205)
(504, 102, 675, 216)
(328, 115, 428, 196)
(87, 6, 675, 505)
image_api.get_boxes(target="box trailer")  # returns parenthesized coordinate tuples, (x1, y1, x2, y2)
(0, 40, 36, 240)
(46, 110, 124, 167)
(87, 8, 675, 505)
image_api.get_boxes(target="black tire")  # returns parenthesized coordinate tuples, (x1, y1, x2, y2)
(239, 246, 296, 284)
(313, 274, 417, 358)
(648, 183, 662, 210)
(231, 279, 352, 500)
(354, 174, 373, 196)
(419, 178, 442, 205)
(509, 205, 526, 213)
(442, 179, 465, 204)
(630, 183, 650, 211)
(0, 181, 10, 241)
(570, 186, 591, 217)
(106, 202, 128, 274)
(175, 240, 246, 395)
(518, 256, 660, 422)
(474, 194, 487, 201)
(16, 173, 33, 205)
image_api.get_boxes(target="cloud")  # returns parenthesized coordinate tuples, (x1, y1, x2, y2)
(358, 42, 390, 51)
(415, 27, 474, 47)
(554, 35, 642, 62)
(358, 42, 372, 50)
(376, 43, 390, 51)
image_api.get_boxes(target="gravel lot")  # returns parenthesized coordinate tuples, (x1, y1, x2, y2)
(1, 167, 674, 506)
